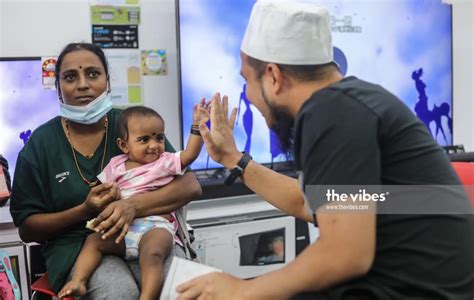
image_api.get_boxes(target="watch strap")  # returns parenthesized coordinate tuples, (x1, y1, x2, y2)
(224, 153, 252, 185)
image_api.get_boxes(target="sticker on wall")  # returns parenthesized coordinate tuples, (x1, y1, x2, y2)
(41, 57, 57, 89)
(141, 50, 167, 76)
(91, 5, 140, 25)
(92, 25, 138, 49)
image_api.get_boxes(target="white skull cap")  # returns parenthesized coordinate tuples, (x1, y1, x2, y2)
(241, 0, 333, 65)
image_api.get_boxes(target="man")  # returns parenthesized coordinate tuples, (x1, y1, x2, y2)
(177, 1, 474, 299)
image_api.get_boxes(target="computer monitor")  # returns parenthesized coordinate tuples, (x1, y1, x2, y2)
(192, 215, 296, 278)
(239, 228, 286, 266)
(0, 57, 59, 178)
(177, 0, 453, 171)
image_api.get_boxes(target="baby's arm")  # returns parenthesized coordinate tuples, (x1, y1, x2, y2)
(180, 98, 209, 167)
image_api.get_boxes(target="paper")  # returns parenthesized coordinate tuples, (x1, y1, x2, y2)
(104, 49, 142, 105)
(160, 257, 221, 300)
(92, 25, 139, 49)
(90, 5, 140, 25)
(90, 0, 139, 6)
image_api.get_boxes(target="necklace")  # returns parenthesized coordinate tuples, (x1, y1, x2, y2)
(64, 117, 108, 187)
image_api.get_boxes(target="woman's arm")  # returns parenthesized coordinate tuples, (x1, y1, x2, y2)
(134, 172, 202, 216)
(93, 172, 201, 241)
(19, 203, 94, 243)
(18, 183, 120, 243)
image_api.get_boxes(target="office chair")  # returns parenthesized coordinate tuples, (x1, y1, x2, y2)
(451, 162, 474, 207)
(30, 273, 73, 300)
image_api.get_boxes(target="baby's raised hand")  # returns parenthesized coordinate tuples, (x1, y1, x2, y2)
(193, 98, 210, 125)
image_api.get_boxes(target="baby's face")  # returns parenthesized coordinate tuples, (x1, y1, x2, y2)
(125, 116, 165, 164)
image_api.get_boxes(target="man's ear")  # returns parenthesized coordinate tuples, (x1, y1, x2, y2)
(117, 138, 129, 154)
(266, 63, 283, 94)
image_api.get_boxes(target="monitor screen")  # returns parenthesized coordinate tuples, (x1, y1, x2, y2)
(177, 0, 453, 170)
(239, 228, 285, 266)
(0, 58, 59, 178)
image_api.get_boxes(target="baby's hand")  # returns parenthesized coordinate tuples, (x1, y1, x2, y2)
(193, 98, 210, 126)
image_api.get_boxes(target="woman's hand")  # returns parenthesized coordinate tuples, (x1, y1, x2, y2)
(176, 272, 246, 300)
(83, 183, 120, 214)
(90, 198, 135, 244)
(199, 93, 241, 169)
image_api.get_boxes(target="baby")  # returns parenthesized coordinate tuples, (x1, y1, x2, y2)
(59, 101, 208, 300)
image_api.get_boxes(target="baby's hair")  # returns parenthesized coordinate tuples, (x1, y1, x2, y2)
(118, 106, 164, 140)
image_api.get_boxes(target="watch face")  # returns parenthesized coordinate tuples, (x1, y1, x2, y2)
(234, 166, 244, 175)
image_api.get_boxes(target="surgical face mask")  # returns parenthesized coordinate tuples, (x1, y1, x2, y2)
(59, 90, 113, 124)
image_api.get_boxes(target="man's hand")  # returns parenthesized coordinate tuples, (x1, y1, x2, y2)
(91, 199, 136, 244)
(176, 272, 247, 300)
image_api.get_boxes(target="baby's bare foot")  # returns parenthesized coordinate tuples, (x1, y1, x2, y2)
(58, 280, 87, 298)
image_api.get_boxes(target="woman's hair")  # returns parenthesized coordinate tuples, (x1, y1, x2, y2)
(117, 106, 164, 140)
(54, 43, 110, 91)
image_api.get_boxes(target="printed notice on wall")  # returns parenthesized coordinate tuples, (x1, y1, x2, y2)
(91, 5, 140, 25)
(104, 49, 142, 106)
(90, 0, 139, 5)
(92, 25, 138, 49)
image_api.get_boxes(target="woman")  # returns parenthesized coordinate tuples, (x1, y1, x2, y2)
(9, 43, 201, 298)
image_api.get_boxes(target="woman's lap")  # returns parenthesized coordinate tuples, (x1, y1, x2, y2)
(73, 244, 185, 299)
(80, 255, 139, 300)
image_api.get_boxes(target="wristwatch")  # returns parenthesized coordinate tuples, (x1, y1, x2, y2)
(224, 153, 252, 185)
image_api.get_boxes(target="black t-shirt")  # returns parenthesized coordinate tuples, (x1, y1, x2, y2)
(294, 77, 474, 299)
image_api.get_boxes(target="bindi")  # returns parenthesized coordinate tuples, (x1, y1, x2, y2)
(79, 66, 83, 69)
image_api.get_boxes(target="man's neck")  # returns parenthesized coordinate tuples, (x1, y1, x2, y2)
(287, 72, 344, 118)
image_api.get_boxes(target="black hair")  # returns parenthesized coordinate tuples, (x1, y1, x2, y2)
(55, 42, 110, 93)
(246, 55, 338, 82)
(117, 106, 164, 140)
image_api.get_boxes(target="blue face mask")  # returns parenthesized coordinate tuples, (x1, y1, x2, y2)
(59, 90, 113, 124)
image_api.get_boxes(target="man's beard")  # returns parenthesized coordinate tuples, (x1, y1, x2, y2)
(261, 88, 294, 156)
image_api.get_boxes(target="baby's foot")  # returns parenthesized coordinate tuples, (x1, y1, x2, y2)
(58, 279, 87, 298)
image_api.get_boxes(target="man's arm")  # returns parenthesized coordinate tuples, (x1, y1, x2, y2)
(224, 157, 312, 223)
(244, 212, 376, 298)
(199, 94, 312, 222)
(177, 211, 376, 299)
